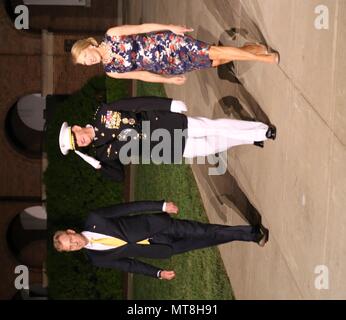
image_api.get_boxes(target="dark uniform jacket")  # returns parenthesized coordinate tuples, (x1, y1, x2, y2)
(84, 200, 172, 278)
(91, 97, 188, 181)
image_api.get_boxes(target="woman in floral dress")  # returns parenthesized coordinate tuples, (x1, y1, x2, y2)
(72, 23, 279, 85)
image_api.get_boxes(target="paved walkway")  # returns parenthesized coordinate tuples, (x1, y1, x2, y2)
(126, 0, 346, 299)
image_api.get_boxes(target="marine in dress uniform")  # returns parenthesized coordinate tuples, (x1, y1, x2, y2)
(59, 96, 276, 182)
(90, 96, 188, 181)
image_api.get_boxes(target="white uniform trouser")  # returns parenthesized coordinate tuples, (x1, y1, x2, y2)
(183, 117, 269, 158)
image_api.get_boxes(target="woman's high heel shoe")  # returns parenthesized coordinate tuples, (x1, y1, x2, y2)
(272, 51, 280, 65)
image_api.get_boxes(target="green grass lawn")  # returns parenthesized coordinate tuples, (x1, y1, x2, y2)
(132, 81, 234, 300)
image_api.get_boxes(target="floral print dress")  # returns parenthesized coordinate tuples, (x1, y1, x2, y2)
(102, 31, 212, 75)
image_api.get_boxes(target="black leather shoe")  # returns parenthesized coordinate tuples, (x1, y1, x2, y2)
(266, 125, 277, 140)
(254, 141, 264, 148)
(257, 226, 269, 247)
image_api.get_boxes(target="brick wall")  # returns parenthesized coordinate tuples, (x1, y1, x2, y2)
(25, 0, 119, 33)
(0, 201, 43, 300)
(0, 0, 118, 299)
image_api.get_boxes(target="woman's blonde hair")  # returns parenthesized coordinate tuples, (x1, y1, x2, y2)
(71, 37, 99, 64)
(53, 230, 67, 252)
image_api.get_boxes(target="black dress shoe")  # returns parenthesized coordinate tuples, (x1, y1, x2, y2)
(257, 226, 269, 247)
(254, 141, 264, 148)
(266, 125, 277, 140)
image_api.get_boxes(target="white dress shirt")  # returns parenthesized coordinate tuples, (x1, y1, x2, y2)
(82, 231, 120, 251)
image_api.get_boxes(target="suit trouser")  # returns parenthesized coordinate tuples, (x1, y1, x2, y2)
(152, 219, 260, 255)
(183, 117, 269, 157)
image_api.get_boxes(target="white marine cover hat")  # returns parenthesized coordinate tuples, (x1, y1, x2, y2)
(59, 122, 101, 169)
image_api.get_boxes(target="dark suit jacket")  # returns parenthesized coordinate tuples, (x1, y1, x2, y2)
(84, 200, 173, 278)
(91, 97, 188, 182)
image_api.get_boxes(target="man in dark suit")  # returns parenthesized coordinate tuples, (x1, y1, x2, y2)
(59, 96, 275, 182)
(53, 200, 269, 280)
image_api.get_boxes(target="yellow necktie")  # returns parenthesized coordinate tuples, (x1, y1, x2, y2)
(90, 236, 150, 248)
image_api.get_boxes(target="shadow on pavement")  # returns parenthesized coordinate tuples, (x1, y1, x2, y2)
(194, 13, 274, 233)
(196, 24, 274, 126)
(194, 164, 265, 230)
(217, 66, 272, 125)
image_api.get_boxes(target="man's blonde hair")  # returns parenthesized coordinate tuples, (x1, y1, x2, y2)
(53, 230, 68, 252)
(71, 37, 99, 64)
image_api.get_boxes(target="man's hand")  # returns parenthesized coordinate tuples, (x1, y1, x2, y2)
(160, 270, 176, 280)
(165, 202, 179, 215)
(170, 100, 188, 113)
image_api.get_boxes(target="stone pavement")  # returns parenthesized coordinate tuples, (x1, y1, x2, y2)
(125, 0, 346, 299)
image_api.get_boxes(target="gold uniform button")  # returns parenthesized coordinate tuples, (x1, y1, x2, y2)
(101, 133, 105, 136)
(155, 117, 159, 120)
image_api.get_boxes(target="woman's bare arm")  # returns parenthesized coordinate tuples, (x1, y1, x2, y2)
(106, 24, 193, 37)
(106, 71, 186, 85)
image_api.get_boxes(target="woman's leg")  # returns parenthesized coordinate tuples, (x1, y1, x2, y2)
(212, 43, 270, 66)
(209, 45, 278, 64)
(212, 59, 231, 67)
(242, 43, 268, 55)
